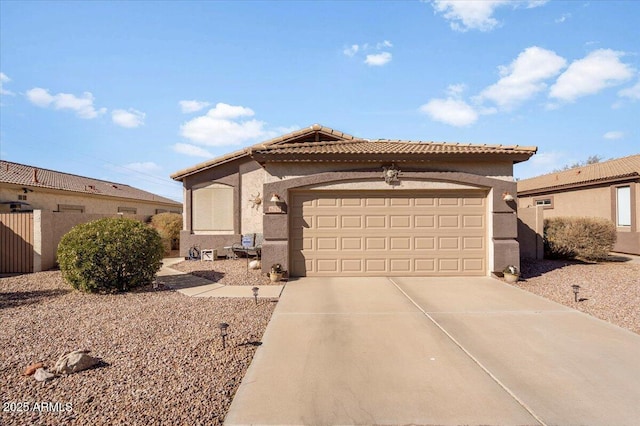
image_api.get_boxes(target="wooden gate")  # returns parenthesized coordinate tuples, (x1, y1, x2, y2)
(0, 212, 34, 273)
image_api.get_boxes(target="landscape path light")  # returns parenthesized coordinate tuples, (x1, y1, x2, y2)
(218, 322, 229, 349)
(571, 284, 581, 302)
(252, 287, 259, 305)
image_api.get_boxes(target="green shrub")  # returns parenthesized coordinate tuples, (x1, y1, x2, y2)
(150, 212, 182, 253)
(544, 217, 617, 261)
(57, 217, 164, 293)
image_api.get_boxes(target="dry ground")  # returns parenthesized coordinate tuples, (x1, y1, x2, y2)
(515, 257, 640, 335)
(0, 271, 276, 426)
(170, 258, 278, 286)
(2, 257, 638, 425)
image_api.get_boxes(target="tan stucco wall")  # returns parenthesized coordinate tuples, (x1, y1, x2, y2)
(519, 186, 611, 219)
(240, 161, 267, 234)
(33, 210, 151, 272)
(0, 184, 181, 217)
(518, 181, 640, 255)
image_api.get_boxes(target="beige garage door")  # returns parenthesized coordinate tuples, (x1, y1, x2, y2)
(290, 191, 487, 277)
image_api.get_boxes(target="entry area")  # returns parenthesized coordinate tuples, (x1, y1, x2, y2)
(290, 190, 487, 277)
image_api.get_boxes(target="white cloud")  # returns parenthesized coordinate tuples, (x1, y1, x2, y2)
(446, 83, 467, 98)
(1, 72, 15, 96)
(478, 46, 566, 109)
(112, 108, 145, 128)
(180, 102, 265, 146)
(550, 49, 635, 102)
(343, 44, 360, 57)
(25, 87, 106, 118)
(345, 40, 393, 63)
(603, 131, 624, 140)
(618, 79, 640, 101)
(365, 52, 392, 67)
(419, 98, 478, 127)
(555, 13, 571, 23)
(25, 87, 55, 107)
(430, 0, 548, 32)
(172, 143, 213, 158)
(376, 40, 393, 49)
(179, 100, 211, 113)
(124, 161, 161, 173)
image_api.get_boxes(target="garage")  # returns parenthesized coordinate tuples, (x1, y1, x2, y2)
(290, 190, 487, 277)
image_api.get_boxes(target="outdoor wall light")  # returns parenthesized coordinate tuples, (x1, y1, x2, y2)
(571, 284, 581, 302)
(252, 287, 259, 305)
(502, 191, 515, 202)
(218, 322, 229, 349)
(270, 193, 282, 203)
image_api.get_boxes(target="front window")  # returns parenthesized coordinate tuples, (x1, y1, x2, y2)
(192, 183, 233, 233)
(534, 197, 553, 209)
(616, 186, 631, 227)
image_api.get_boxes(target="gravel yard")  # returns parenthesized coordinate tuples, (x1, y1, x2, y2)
(171, 258, 278, 286)
(514, 257, 640, 335)
(0, 271, 276, 426)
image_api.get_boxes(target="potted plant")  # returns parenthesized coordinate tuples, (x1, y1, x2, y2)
(502, 265, 520, 283)
(269, 263, 284, 282)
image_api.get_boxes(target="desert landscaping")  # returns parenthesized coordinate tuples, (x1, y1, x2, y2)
(1, 257, 638, 425)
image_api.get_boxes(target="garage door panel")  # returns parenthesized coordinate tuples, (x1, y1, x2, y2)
(390, 237, 411, 250)
(291, 191, 486, 276)
(439, 237, 460, 250)
(463, 215, 484, 228)
(341, 237, 362, 250)
(415, 215, 436, 228)
(390, 215, 411, 228)
(438, 216, 460, 228)
(366, 237, 386, 250)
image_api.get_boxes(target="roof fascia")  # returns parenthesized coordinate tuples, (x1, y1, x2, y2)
(518, 174, 640, 196)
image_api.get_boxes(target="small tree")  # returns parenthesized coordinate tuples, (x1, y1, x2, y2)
(150, 212, 182, 253)
(57, 217, 164, 293)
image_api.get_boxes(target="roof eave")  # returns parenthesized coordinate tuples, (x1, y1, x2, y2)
(518, 173, 640, 195)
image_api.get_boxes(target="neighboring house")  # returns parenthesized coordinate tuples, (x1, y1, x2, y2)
(517, 154, 640, 255)
(171, 124, 536, 277)
(0, 160, 181, 216)
(0, 160, 182, 273)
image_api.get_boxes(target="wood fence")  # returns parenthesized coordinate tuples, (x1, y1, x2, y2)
(0, 212, 34, 273)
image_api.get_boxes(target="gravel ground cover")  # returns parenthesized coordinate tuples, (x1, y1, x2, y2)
(0, 271, 276, 425)
(171, 258, 279, 286)
(514, 258, 640, 335)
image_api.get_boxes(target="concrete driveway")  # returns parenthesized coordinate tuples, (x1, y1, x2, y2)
(224, 277, 640, 426)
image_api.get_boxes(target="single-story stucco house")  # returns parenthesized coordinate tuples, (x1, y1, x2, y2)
(517, 154, 640, 255)
(0, 160, 182, 273)
(171, 124, 537, 277)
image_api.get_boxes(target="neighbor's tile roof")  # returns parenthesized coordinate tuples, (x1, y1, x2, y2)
(517, 154, 640, 193)
(171, 124, 356, 180)
(0, 160, 181, 205)
(250, 139, 538, 157)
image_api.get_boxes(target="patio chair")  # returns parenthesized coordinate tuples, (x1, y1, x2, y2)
(232, 233, 263, 259)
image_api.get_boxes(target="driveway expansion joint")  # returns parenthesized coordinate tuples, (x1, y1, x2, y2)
(387, 277, 548, 426)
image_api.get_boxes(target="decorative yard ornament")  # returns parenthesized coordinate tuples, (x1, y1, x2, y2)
(383, 164, 401, 185)
(249, 192, 262, 210)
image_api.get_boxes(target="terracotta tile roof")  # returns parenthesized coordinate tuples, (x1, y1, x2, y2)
(1, 160, 181, 206)
(249, 139, 537, 162)
(171, 124, 356, 180)
(517, 154, 640, 193)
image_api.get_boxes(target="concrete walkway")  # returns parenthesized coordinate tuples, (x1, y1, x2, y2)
(155, 257, 284, 298)
(225, 276, 640, 426)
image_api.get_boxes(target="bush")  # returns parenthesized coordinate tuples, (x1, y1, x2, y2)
(150, 212, 182, 253)
(57, 217, 164, 293)
(544, 217, 617, 261)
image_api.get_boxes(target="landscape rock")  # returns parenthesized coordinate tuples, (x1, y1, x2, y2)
(33, 367, 55, 382)
(23, 362, 44, 376)
(54, 349, 100, 375)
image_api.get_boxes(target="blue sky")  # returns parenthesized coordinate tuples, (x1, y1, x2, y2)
(1, 0, 639, 202)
